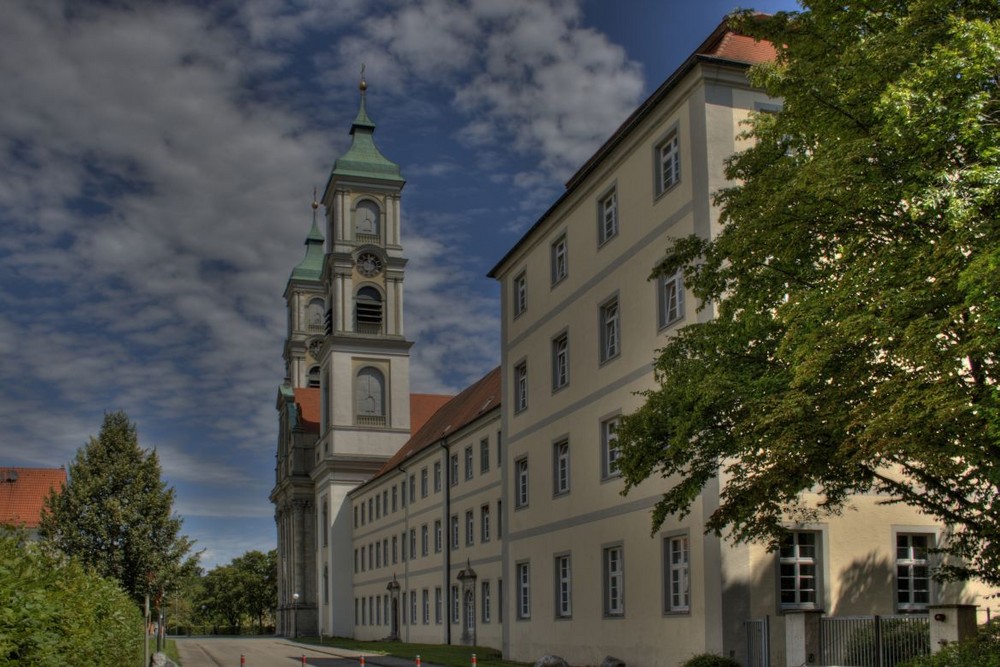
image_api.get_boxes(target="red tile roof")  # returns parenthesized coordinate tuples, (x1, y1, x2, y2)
(411, 393, 454, 434)
(294, 387, 321, 434)
(701, 25, 777, 64)
(373, 367, 501, 480)
(290, 388, 452, 437)
(0, 467, 66, 529)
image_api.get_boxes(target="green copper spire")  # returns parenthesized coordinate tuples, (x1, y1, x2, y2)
(290, 193, 325, 282)
(330, 72, 404, 184)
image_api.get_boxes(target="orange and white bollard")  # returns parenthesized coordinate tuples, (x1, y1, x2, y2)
(241, 655, 246, 667)
(416, 655, 422, 667)
(361, 657, 366, 667)
(301, 655, 307, 666)
(472, 654, 477, 667)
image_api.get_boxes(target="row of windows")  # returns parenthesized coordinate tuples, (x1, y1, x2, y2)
(511, 531, 933, 622)
(515, 536, 689, 621)
(511, 130, 681, 319)
(354, 434, 501, 528)
(780, 532, 932, 612)
(513, 274, 684, 409)
(354, 501, 503, 573)
(302, 284, 387, 338)
(513, 416, 621, 509)
(355, 581, 503, 629)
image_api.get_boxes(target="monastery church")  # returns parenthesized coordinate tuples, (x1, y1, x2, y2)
(270, 18, 996, 667)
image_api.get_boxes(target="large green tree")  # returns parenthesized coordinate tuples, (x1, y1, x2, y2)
(197, 549, 277, 633)
(617, 1, 1000, 583)
(40, 411, 195, 605)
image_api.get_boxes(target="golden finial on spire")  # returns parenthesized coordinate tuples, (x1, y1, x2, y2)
(359, 63, 367, 93)
(311, 186, 319, 211)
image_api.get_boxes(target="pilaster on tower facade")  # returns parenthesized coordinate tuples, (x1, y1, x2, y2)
(272, 75, 414, 639)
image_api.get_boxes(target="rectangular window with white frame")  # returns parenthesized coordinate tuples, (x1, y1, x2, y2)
(515, 456, 529, 508)
(658, 270, 685, 330)
(551, 234, 568, 285)
(451, 585, 460, 624)
(465, 510, 475, 546)
(664, 534, 690, 613)
(464, 445, 474, 480)
(604, 545, 625, 616)
(482, 581, 491, 623)
(599, 297, 620, 362)
(552, 332, 569, 391)
(434, 519, 442, 553)
(421, 524, 428, 556)
(411, 590, 417, 624)
(435, 587, 442, 624)
(451, 514, 459, 550)
(421, 467, 428, 498)
(896, 534, 932, 612)
(553, 439, 570, 496)
(779, 531, 820, 610)
(434, 461, 442, 492)
(450, 453, 459, 487)
(480, 437, 490, 473)
(655, 130, 680, 196)
(423, 589, 430, 624)
(516, 561, 531, 620)
(513, 271, 527, 317)
(555, 554, 572, 618)
(514, 361, 528, 412)
(481, 504, 491, 542)
(601, 415, 621, 479)
(409, 529, 416, 560)
(598, 187, 618, 245)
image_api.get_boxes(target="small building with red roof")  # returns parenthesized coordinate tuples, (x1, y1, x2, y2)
(0, 467, 66, 538)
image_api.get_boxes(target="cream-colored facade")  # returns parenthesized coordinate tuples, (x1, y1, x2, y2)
(487, 22, 997, 667)
(348, 368, 503, 649)
(276, 20, 997, 666)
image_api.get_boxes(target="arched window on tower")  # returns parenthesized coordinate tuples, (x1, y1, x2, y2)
(307, 298, 325, 329)
(355, 367, 386, 427)
(355, 286, 383, 334)
(354, 200, 381, 243)
(307, 366, 321, 388)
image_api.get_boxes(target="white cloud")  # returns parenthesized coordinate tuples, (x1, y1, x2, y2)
(0, 0, 647, 562)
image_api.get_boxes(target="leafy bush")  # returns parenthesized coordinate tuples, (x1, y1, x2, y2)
(844, 617, 930, 666)
(0, 530, 143, 665)
(902, 619, 1000, 667)
(680, 654, 741, 667)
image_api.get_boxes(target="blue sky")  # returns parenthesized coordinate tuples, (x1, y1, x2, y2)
(0, 0, 799, 569)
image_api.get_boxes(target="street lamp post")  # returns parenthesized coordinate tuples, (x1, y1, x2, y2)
(292, 593, 300, 639)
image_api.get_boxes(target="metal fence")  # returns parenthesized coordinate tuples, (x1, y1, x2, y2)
(745, 616, 771, 667)
(820, 615, 930, 667)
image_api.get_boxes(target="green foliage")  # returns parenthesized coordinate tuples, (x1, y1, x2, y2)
(902, 620, 1000, 667)
(0, 529, 143, 665)
(197, 549, 277, 632)
(39, 410, 195, 606)
(616, 0, 1000, 583)
(844, 618, 930, 666)
(679, 654, 741, 667)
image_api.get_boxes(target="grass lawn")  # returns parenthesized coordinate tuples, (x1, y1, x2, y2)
(298, 637, 528, 667)
(164, 639, 181, 664)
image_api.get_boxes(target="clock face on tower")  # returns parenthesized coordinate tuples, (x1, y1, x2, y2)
(357, 252, 383, 277)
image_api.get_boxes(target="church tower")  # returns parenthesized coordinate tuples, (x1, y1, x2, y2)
(272, 202, 324, 639)
(313, 74, 413, 636)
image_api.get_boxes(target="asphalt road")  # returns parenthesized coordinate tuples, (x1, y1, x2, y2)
(174, 637, 372, 667)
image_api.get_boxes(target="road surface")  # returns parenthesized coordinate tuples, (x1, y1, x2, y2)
(174, 637, 373, 667)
